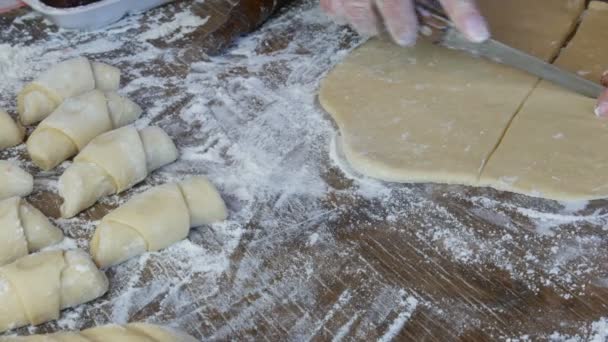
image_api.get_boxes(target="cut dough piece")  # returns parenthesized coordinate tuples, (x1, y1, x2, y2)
(0, 197, 64, 266)
(0, 250, 108, 333)
(553, 1, 608, 83)
(58, 126, 179, 218)
(320, 38, 537, 185)
(476, 0, 585, 60)
(17, 57, 121, 125)
(480, 83, 606, 200)
(0, 109, 25, 150)
(27, 90, 142, 170)
(319, 0, 586, 190)
(0, 161, 33, 201)
(3, 323, 198, 342)
(90, 176, 227, 268)
(480, 2, 608, 201)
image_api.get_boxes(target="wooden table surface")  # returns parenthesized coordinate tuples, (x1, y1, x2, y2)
(1, 0, 608, 340)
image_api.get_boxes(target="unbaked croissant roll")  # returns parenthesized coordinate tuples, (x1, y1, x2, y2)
(0, 197, 63, 266)
(27, 90, 142, 170)
(59, 126, 179, 218)
(0, 250, 108, 333)
(91, 176, 228, 268)
(0, 161, 33, 201)
(17, 57, 121, 125)
(0, 109, 25, 150)
(1, 322, 198, 341)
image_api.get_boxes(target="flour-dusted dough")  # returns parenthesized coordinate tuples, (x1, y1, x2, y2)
(479, 1, 608, 200)
(58, 126, 179, 218)
(27, 90, 142, 170)
(17, 57, 121, 125)
(319, 0, 586, 193)
(0, 110, 24, 150)
(90, 176, 227, 268)
(0, 197, 63, 266)
(2, 323, 199, 342)
(0, 250, 108, 333)
(0, 161, 33, 201)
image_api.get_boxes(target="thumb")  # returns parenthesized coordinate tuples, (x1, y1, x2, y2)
(595, 88, 608, 117)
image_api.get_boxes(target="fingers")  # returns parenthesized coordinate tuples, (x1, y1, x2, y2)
(439, 0, 490, 42)
(341, 0, 379, 36)
(375, 0, 419, 46)
(595, 88, 608, 117)
(321, 0, 346, 24)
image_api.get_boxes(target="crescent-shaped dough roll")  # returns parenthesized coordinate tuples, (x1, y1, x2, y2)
(0, 250, 108, 333)
(17, 57, 121, 125)
(91, 176, 227, 268)
(0, 197, 63, 266)
(0, 161, 33, 201)
(1, 323, 198, 341)
(0, 110, 25, 150)
(58, 126, 179, 218)
(27, 90, 142, 170)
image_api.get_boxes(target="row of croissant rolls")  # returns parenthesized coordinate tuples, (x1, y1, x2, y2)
(0, 57, 228, 340)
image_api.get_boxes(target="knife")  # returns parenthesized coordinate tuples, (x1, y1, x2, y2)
(414, 0, 605, 99)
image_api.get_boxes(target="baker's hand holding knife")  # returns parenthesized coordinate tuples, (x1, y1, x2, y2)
(321, 0, 608, 117)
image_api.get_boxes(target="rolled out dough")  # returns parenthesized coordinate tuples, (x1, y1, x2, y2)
(319, 0, 608, 201)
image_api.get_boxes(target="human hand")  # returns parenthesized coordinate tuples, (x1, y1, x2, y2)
(320, 0, 490, 46)
(595, 90, 608, 117)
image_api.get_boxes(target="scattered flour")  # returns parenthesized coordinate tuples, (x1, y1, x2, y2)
(138, 10, 209, 42)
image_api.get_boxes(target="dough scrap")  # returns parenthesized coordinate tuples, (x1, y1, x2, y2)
(0, 161, 33, 201)
(479, 1, 608, 200)
(1, 323, 198, 342)
(58, 126, 178, 218)
(17, 57, 121, 125)
(0, 110, 25, 150)
(90, 176, 228, 268)
(0, 197, 63, 266)
(319, 0, 603, 200)
(0, 250, 108, 333)
(27, 89, 142, 170)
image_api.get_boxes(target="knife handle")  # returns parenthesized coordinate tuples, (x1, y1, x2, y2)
(414, 0, 451, 44)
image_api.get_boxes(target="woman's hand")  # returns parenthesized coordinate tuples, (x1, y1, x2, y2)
(320, 0, 490, 46)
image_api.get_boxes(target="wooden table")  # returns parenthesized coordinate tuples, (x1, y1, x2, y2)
(1, 0, 607, 340)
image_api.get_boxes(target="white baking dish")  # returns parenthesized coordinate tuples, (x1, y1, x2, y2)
(20, 0, 174, 30)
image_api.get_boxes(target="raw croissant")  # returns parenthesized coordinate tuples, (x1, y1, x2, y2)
(0, 161, 33, 201)
(0, 322, 198, 342)
(27, 89, 142, 170)
(91, 176, 228, 268)
(59, 126, 179, 218)
(0, 197, 63, 266)
(17, 57, 121, 125)
(0, 250, 108, 333)
(0, 110, 25, 150)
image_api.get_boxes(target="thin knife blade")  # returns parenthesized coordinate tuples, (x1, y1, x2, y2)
(439, 27, 605, 99)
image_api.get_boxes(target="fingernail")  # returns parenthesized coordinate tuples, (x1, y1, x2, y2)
(594, 103, 608, 117)
(464, 15, 490, 43)
(395, 30, 417, 47)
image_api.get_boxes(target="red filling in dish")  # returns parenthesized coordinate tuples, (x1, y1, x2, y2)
(40, 0, 101, 8)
